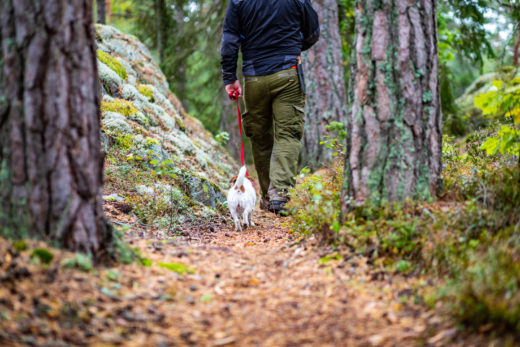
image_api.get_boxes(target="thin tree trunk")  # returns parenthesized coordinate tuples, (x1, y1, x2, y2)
(106, 0, 112, 24)
(341, 0, 442, 214)
(0, 0, 113, 258)
(301, 0, 347, 170)
(156, 0, 165, 64)
(175, 0, 187, 105)
(97, 0, 106, 24)
(514, 28, 520, 66)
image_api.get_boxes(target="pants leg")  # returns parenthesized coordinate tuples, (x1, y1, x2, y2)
(242, 76, 273, 200)
(269, 69, 305, 201)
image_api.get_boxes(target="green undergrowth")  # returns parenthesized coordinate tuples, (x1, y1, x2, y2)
(97, 50, 128, 80)
(289, 133, 520, 336)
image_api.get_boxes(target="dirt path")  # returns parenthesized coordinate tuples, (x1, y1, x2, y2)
(119, 209, 438, 346)
(1, 207, 471, 346)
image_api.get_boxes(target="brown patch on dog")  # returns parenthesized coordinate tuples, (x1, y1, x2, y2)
(240, 185, 245, 193)
(229, 176, 238, 184)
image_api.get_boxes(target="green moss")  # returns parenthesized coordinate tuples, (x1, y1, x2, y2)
(101, 98, 138, 118)
(97, 50, 127, 80)
(31, 248, 54, 264)
(158, 262, 195, 274)
(12, 240, 28, 251)
(137, 84, 154, 102)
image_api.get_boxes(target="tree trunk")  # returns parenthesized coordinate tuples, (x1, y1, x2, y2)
(514, 28, 520, 66)
(175, 0, 187, 106)
(97, 0, 106, 24)
(301, 0, 347, 170)
(156, 0, 165, 64)
(106, 0, 112, 24)
(0, 0, 114, 258)
(341, 0, 442, 213)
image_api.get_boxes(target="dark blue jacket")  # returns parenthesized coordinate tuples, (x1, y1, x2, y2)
(221, 0, 320, 85)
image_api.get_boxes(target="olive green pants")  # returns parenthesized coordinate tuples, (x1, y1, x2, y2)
(242, 68, 305, 202)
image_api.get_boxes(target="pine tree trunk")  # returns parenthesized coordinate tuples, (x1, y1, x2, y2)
(341, 0, 442, 212)
(175, 0, 187, 106)
(97, 0, 106, 24)
(0, 0, 114, 258)
(156, 0, 165, 64)
(301, 0, 347, 170)
(106, 0, 112, 24)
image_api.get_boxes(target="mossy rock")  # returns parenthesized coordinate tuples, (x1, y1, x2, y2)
(101, 98, 139, 118)
(97, 50, 127, 80)
(182, 171, 226, 209)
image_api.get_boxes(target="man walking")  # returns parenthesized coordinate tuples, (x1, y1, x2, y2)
(221, 0, 320, 215)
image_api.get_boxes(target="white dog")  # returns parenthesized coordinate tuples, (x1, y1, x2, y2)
(227, 166, 257, 231)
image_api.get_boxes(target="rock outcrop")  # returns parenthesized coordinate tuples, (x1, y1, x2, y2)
(95, 25, 235, 226)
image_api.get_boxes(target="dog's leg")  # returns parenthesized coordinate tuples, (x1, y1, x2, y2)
(248, 210, 255, 227)
(231, 209, 241, 231)
(234, 216, 241, 231)
(242, 211, 249, 228)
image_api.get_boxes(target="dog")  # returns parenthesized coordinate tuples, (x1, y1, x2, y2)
(227, 166, 257, 231)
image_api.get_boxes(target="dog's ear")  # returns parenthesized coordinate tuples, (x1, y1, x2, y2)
(229, 176, 237, 184)
(248, 176, 256, 187)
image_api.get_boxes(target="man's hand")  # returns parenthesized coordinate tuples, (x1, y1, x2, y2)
(225, 80, 242, 100)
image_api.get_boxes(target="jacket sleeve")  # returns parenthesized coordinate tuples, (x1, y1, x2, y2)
(300, 0, 320, 51)
(221, 0, 241, 85)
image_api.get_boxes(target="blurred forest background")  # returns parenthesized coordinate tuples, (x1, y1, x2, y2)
(97, 0, 510, 136)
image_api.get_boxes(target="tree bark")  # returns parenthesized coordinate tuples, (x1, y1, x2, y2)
(174, 0, 187, 106)
(106, 0, 112, 24)
(301, 0, 348, 170)
(0, 0, 114, 258)
(97, 0, 106, 24)
(156, 0, 166, 64)
(513, 28, 520, 66)
(341, 0, 442, 212)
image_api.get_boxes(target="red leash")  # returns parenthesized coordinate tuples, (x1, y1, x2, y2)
(228, 90, 249, 176)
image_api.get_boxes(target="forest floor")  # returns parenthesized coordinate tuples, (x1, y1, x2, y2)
(0, 204, 492, 346)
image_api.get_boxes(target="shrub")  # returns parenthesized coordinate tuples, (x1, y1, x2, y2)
(287, 163, 343, 238)
(448, 243, 520, 334)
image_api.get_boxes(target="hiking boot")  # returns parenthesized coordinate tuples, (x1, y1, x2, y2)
(259, 198, 270, 211)
(269, 200, 289, 216)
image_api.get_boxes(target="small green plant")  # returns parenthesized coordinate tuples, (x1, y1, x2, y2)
(215, 131, 230, 146)
(106, 269, 122, 281)
(319, 122, 346, 157)
(395, 260, 412, 274)
(62, 253, 94, 272)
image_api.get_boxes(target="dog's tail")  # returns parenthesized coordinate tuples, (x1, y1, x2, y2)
(235, 166, 247, 188)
